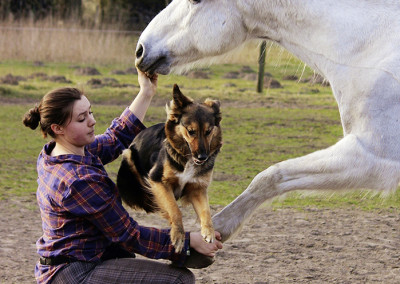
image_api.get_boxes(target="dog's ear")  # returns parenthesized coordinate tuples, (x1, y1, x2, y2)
(204, 99, 222, 126)
(172, 84, 193, 109)
(166, 85, 193, 123)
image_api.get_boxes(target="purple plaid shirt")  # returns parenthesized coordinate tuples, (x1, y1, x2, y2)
(34, 108, 189, 284)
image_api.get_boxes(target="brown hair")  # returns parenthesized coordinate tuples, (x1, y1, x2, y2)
(22, 88, 83, 138)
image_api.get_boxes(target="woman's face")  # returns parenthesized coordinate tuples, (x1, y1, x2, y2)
(61, 95, 96, 148)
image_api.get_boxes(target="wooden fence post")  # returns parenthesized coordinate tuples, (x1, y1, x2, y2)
(257, 40, 267, 93)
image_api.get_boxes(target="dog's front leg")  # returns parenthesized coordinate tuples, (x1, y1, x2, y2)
(185, 183, 215, 243)
(150, 180, 186, 252)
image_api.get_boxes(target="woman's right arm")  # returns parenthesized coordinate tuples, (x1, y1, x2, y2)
(64, 177, 190, 266)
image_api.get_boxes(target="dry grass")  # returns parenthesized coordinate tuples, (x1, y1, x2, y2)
(0, 19, 139, 64)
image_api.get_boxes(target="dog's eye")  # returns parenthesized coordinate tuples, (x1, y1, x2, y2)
(205, 127, 213, 136)
(188, 130, 196, 136)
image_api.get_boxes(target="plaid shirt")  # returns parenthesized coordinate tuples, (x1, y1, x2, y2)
(34, 108, 189, 284)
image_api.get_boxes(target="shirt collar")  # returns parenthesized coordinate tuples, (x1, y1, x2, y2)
(41, 141, 102, 166)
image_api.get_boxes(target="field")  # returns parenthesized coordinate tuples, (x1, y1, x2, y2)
(1, 58, 399, 208)
(1, 25, 400, 283)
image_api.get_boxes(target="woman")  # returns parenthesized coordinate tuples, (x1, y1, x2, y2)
(23, 70, 222, 284)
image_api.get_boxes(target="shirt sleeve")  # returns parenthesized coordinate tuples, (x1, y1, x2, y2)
(62, 175, 190, 266)
(86, 108, 146, 165)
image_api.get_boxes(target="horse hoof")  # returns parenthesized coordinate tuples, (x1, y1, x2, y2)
(184, 248, 215, 269)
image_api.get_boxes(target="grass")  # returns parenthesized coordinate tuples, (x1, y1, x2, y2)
(1, 24, 399, 210)
(1, 61, 400, 210)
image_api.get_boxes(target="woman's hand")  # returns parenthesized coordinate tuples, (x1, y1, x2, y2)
(129, 69, 158, 121)
(189, 231, 223, 257)
(138, 69, 158, 98)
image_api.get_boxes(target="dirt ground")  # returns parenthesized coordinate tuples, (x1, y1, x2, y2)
(1, 196, 400, 284)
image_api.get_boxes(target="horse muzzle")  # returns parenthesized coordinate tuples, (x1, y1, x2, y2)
(135, 43, 171, 75)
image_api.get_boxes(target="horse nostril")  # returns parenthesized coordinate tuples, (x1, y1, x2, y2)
(136, 44, 144, 59)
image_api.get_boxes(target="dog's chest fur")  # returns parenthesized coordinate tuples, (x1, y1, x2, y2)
(173, 162, 207, 198)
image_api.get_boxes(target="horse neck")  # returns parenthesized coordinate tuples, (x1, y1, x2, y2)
(239, 0, 399, 81)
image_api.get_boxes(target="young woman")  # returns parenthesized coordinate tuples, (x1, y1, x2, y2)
(23, 70, 222, 284)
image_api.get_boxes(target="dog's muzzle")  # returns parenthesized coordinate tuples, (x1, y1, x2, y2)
(193, 154, 208, 165)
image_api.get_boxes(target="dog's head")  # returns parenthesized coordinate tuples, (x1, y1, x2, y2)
(165, 84, 222, 165)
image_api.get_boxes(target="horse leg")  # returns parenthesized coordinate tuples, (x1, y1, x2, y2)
(183, 134, 400, 267)
(212, 134, 400, 242)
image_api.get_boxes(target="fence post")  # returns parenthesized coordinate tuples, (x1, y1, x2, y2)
(257, 40, 267, 93)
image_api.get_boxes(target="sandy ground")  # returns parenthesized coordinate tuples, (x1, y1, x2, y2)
(1, 196, 400, 283)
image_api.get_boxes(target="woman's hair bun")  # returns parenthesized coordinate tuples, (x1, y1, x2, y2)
(23, 105, 41, 130)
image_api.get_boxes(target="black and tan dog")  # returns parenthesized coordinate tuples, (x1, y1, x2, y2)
(117, 84, 222, 252)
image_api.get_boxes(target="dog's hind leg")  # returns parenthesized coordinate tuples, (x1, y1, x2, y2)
(117, 149, 156, 212)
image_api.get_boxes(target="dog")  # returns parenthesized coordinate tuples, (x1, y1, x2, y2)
(117, 84, 222, 252)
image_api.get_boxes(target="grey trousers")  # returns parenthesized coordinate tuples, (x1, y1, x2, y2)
(51, 258, 195, 284)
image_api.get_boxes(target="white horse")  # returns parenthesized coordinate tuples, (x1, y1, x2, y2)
(135, 0, 400, 245)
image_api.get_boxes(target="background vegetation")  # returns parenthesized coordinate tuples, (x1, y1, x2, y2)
(0, 0, 166, 29)
(1, 5, 399, 211)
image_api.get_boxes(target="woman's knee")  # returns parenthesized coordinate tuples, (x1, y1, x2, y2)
(175, 268, 195, 284)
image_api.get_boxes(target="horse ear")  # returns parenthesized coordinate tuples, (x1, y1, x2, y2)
(204, 98, 222, 126)
(172, 84, 193, 109)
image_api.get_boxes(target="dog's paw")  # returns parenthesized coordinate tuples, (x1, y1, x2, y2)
(201, 225, 215, 243)
(171, 225, 185, 253)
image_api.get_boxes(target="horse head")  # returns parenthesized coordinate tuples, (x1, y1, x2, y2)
(135, 0, 247, 74)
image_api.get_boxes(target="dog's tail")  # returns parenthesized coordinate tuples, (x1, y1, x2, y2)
(117, 147, 157, 213)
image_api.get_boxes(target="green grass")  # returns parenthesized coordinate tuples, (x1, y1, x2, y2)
(1, 57, 399, 210)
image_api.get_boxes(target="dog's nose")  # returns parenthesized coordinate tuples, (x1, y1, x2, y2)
(197, 154, 208, 161)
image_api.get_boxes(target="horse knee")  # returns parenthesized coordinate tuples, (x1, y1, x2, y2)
(248, 165, 283, 198)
